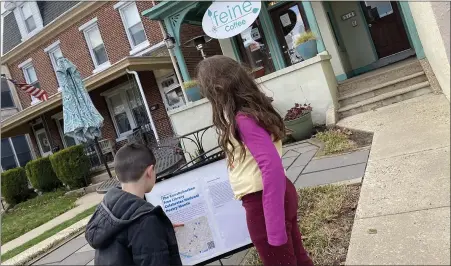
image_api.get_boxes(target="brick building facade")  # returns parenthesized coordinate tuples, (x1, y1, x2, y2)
(1, 1, 222, 167)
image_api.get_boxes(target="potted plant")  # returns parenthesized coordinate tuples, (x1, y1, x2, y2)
(294, 31, 318, 60)
(283, 103, 313, 141)
(182, 80, 202, 102)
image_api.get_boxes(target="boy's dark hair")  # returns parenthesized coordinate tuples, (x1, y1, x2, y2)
(114, 143, 156, 183)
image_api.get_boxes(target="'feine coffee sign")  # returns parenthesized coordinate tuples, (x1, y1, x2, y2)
(202, 1, 261, 39)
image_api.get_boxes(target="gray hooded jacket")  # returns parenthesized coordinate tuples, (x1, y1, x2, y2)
(85, 188, 182, 266)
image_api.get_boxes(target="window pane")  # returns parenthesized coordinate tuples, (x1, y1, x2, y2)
(236, 19, 275, 77)
(25, 16, 36, 32)
(93, 45, 108, 65)
(1, 79, 14, 108)
(129, 23, 146, 46)
(11, 135, 32, 167)
(364, 1, 393, 18)
(123, 4, 141, 27)
(87, 27, 104, 49)
(1, 139, 17, 170)
(109, 94, 131, 134)
(51, 47, 63, 63)
(21, 3, 33, 18)
(25, 66, 38, 83)
(58, 119, 76, 147)
(36, 131, 51, 153)
(115, 113, 132, 133)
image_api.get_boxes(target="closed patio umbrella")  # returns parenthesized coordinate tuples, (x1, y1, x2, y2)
(56, 57, 112, 179)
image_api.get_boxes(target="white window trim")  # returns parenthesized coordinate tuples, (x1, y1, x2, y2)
(44, 41, 63, 91)
(20, 60, 41, 106)
(156, 72, 186, 111)
(102, 82, 141, 141)
(12, 1, 44, 41)
(115, 1, 150, 55)
(79, 18, 111, 72)
(51, 112, 80, 148)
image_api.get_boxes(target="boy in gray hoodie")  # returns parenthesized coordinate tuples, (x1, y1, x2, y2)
(85, 143, 182, 266)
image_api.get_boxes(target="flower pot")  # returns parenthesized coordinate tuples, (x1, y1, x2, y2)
(185, 86, 202, 102)
(284, 112, 313, 141)
(295, 40, 318, 60)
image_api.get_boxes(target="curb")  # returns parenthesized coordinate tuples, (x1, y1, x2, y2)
(3, 216, 91, 266)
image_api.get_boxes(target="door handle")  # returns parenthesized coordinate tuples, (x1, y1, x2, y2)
(368, 24, 372, 28)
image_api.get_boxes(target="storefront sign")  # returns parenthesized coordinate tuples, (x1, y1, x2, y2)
(202, 1, 261, 39)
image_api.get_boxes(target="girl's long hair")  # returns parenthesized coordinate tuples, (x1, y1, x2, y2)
(196, 55, 285, 165)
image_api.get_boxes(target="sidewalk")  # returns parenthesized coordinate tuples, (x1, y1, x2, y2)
(338, 94, 450, 265)
(1, 192, 103, 255)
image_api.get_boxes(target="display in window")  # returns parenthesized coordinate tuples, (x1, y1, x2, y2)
(236, 19, 275, 78)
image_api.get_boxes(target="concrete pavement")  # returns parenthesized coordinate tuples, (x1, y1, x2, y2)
(340, 94, 450, 265)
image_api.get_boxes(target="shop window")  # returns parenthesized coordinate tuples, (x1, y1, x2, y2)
(157, 73, 186, 111)
(269, 2, 310, 66)
(116, 2, 149, 55)
(80, 18, 110, 72)
(234, 18, 275, 78)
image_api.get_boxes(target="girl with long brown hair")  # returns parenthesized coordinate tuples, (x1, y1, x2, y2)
(197, 55, 313, 266)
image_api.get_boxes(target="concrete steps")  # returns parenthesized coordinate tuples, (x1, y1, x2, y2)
(338, 59, 432, 118)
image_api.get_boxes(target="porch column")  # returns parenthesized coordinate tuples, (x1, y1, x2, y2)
(163, 2, 201, 82)
(398, 2, 425, 59)
(302, 1, 326, 53)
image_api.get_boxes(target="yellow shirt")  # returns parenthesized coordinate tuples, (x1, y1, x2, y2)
(227, 137, 283, 199)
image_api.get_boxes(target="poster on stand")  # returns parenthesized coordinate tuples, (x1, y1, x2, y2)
(145, 159, 252, 265)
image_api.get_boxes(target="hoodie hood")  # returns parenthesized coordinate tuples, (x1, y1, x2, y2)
(85, 188, 161, 249)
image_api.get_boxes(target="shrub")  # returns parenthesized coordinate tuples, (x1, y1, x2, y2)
(25, 157, 61, 192)
(294, 31, 316, 46)
(1, 168, 30, 204)
(50, 145, 90, 189)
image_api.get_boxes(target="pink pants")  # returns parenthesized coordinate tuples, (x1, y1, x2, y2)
(242, 178, 314, 266)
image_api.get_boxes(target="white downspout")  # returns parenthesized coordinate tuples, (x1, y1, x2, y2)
(126, 69, 159, 141)
(151, 0, 189, 104)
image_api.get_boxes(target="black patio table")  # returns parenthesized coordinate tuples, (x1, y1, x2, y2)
(96, 125, 218, 194)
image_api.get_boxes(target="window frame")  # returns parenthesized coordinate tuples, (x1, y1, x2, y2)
(101, 82, 145, 141)
(51, 112, 80, 148)
(115, 1, 150, 55)
(1, 79, 15, 109)
(79, 18, 111, 72)
(44, 40, 64, 91)
(12, 1, 44, 40)
(19, 59, 41, 105)
(156, 72, 186, 111)
(1, 136, 34, 172)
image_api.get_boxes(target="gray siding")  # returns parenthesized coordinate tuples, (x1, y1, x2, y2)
(37, 1, 79, 26)
(1, 1, 80, 54)
(2, 13, 22, 54)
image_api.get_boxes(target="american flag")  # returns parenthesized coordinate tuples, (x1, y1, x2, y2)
(2, 77, 48, 101)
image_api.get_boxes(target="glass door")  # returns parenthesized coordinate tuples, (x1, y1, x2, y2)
(269, 2, 310, 66)
(34, 126, 52, 157)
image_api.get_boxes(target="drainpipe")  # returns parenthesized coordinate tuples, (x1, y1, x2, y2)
(126, 69, 159, 141)
(151, 0, 189, 104)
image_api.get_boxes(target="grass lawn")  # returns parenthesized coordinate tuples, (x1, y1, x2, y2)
(1, 190, 79, 244)
(242, 184, 361, 265)
(1, 205, 97, 262)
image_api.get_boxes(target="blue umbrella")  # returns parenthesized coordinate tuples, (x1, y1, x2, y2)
(56, 57, 112, 179)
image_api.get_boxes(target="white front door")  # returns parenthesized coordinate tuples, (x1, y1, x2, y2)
(35, 128, 53, 157)
(157, 73, 186, 111)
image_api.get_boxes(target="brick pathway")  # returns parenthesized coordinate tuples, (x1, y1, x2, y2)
(33, 142, 370, 265)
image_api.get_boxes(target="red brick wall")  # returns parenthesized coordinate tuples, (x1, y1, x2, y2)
(180, 24, 224, 79)
(7, 1, 163, 109)
(138, 71, 174, 139)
